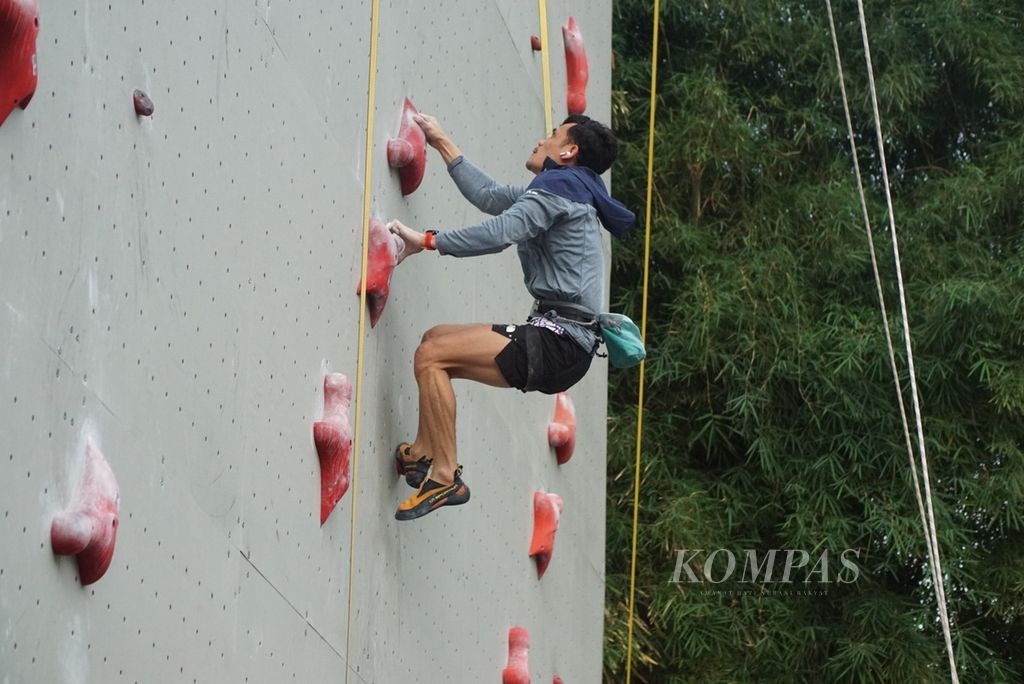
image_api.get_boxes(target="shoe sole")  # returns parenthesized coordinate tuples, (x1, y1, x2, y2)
(395, 482, 470, 521)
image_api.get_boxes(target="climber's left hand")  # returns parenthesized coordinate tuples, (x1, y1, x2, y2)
(387, 220, 424, 265)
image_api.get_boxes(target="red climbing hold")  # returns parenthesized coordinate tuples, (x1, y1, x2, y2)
(133, 89, 154, 117)
(313, 372, 353, 524)
(561, 16, 588, 115)
(547, 392, 576, 465)
(51, 439, 121, 586)
(0, 0, 40, 127)
(387, 98, 427, 195)
(529, 490, 564, 579)
(530, 35, 542, 51)
(502, 627, 531, 684)
(553, 677, 565, 684)
(355, 217, 402, 328)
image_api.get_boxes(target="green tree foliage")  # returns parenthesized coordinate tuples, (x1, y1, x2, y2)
(606, 1, 1024, 681)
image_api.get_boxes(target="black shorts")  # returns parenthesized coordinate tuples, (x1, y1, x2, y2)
(492, 322, 594, 394)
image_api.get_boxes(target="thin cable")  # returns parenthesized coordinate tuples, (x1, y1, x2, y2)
(839, 1, 959, 680)
(822, 0, 944, 659)
(344, 0, 381, 681)
(538, 0, 553, 133)
(625, 0, 659, 680)
(823, 0, 942, 634)
(823, 0, 942, 620)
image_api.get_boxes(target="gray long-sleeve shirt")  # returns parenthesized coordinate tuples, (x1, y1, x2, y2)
(434, 156, 604, 352)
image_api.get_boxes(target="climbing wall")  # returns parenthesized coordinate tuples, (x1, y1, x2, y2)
(0, 1, 612, 682)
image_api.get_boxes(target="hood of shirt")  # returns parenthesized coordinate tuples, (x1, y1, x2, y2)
(526, 157, 636, 239)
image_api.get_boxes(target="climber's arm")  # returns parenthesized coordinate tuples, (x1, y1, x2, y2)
(388, 189, 569, 264)
(416, 113, 527, 215)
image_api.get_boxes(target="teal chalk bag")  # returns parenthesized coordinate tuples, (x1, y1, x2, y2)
(597, 313, 646, 368)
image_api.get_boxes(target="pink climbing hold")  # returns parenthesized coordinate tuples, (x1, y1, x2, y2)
(561, 16, 588, 115)
(547, 392, 576, 465)
(0, 0, 40, 127)
(387, 97, 427, 196)
(502, 627, 531, 684)
(133, 89, 154, 117)
(529, 490, 564, 579)
(355, 217, 402, 328)
(530, 35, 542, 51)
(313, 372, 353, 524)
(51, 439, 121, 586)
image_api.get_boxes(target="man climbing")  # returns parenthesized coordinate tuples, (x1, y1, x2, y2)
(387, 113, 634, 521)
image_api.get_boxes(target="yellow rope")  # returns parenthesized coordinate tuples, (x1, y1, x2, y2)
(538, 0, 553, 133)
(345, 0, 380, 681)
(625, 0, 659, 681)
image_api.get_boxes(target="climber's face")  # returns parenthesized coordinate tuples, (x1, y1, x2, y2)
(526, 123, 578, 173)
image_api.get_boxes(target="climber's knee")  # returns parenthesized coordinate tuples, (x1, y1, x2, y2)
(413, 339, 442, 379)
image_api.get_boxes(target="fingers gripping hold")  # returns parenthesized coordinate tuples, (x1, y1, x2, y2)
(387, 219, 425, 266)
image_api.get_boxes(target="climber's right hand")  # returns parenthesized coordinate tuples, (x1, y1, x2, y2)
(413, 114, 464, 165)
(413, 113, 448, 147)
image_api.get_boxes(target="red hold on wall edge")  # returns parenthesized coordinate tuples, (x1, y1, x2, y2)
(547, 392, 576, 465)
(502, 627, 531, 684)
(51, 439, 121, 586)
(561, 16, 588, 115)
(313, 373, 353, 524)
(0, 0, 40, 127)
(529, 490, 564, 579)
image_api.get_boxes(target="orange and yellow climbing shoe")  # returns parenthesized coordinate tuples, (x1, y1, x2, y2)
(393, 442, 431, 488)
(394, 466, 470, 521)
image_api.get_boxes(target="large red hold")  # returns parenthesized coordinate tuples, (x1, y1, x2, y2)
(313, 372, 353, 524)
(561, 16, 588, 115)
(547, 392, 576, 465)
(0, 0, 40, 127)
(387, 98, 427, 195)
(502, 627, 531, 684)
(529, 490, 564, 579)
(51, 439, 121, 586)
(355, 217, 401, 328)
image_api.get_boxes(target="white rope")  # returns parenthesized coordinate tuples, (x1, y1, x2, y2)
(824, 1, 959, 681)
(822, 0, 938, 611)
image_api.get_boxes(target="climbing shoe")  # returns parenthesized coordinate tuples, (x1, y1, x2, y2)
(394, 467, 470, 521)
(393, 442, 431, 488)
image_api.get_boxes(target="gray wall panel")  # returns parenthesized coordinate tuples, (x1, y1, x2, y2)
(1, 1, 612, 682)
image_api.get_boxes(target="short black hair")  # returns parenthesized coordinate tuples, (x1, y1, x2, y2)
(562, 115, 619, 174)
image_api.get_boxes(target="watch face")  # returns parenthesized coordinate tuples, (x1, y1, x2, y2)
(506, 325, 516, 333)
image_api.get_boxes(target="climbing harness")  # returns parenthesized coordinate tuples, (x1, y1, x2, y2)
(531, 300, 647, 368)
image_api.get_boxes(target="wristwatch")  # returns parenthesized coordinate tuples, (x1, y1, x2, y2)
(423, 229, 438, 250)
